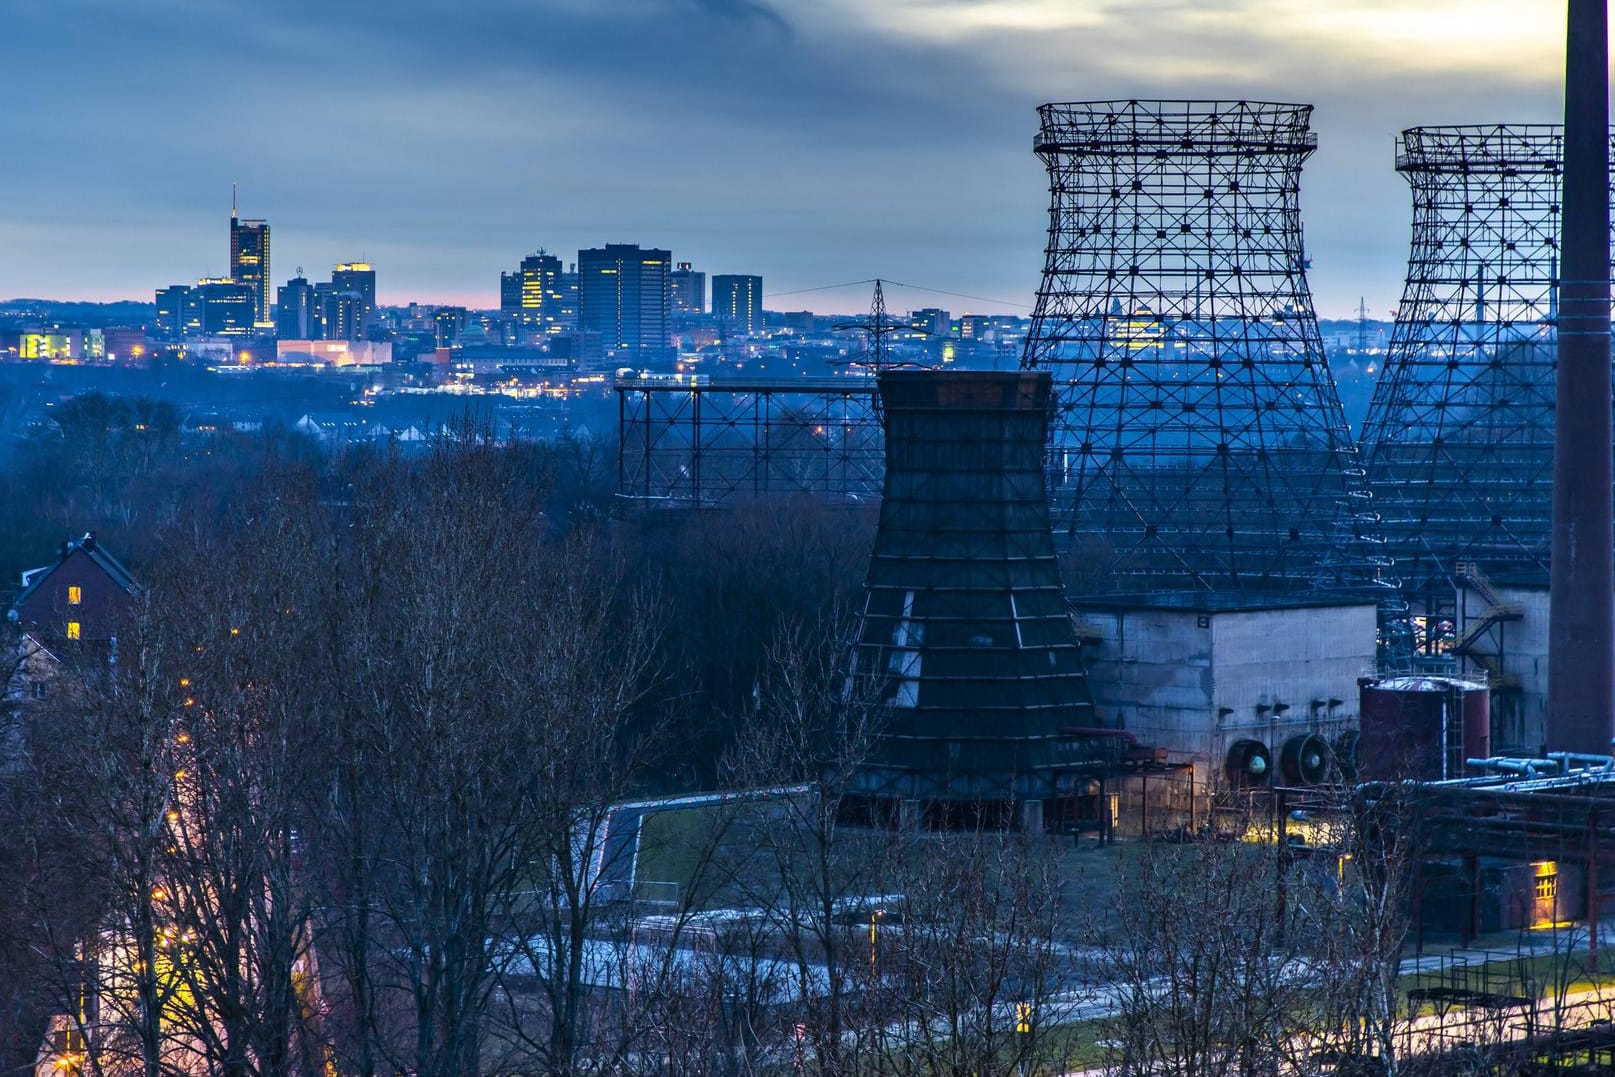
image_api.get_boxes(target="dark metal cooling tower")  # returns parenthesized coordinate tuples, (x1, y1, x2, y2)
(849, 370, 1097, 807)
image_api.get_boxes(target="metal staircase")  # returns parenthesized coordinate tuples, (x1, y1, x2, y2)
(1452, 561, 1522, 688)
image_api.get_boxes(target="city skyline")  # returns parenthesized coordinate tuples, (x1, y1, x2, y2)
(0, 1, 1572, 316)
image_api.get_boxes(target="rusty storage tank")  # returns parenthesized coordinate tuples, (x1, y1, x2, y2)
(1357, 674, 1489, 781)
(847, 370, 1097, 811)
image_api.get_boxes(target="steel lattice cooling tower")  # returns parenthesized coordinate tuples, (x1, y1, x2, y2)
(1359, 127, 1598, 604)
(849, 370, 1097, 807)
(1022, 100, 1378, 598)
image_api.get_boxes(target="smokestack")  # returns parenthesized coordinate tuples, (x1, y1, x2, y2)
(1548, 0, 1615, 755)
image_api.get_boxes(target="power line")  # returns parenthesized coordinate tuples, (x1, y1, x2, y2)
(765, 279, 877, 298)
(881, 280, 1035, 311)
(765, 277, 1034, 311)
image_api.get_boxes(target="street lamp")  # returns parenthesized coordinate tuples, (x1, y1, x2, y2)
(868, 908, 886, 974)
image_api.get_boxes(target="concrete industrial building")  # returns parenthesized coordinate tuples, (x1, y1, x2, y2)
(1072, 598, 1377, 787)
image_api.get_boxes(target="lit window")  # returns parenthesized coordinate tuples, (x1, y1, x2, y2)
(67, 585, 82, 605)
(66, 621, 81, 641)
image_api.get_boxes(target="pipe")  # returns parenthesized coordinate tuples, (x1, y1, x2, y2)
(1059, 726, 1140, 746)
(1465, 757, 1559, 778)
(1547, 751, 1615, 772)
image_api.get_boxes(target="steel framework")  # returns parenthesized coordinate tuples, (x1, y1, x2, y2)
(1022, 100, 1380, 598)
(615, 375, 882, 505)
(1359, 127, 1598, 613)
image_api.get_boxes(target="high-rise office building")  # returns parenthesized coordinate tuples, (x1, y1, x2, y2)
(155, 285, 193, 341)
(500, 271, 522, 315)
(331, 263, 377, 331)
(196, 278, 254, 335)
(229, 198, 272, 330)
(558, 266, 579, 332)
(712, 274, 763, 337)
(911, 308, 951, 338)
(435, 306, 469, 347)
(577, 244, 672, 362)
(500, 250, 566, 336)
(276, 276, 315, 340)
(670, 262, 706, 314)
(313, 281, 364, 342)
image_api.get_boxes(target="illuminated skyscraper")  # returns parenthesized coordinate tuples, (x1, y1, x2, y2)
(558, 266, 579, 332)
(712, 274, 763, 336)
(229, 195, 272, 330)
(501, 250, 566, 335)
(670, 262, 706, 314)
(331, 263, 377, 332)
(313, 282, 364, 341)
(435, 306, 468, 347)
(154, 285, 193, 341)
(196, 278, 254, 335)
(578, 244, 672, 361)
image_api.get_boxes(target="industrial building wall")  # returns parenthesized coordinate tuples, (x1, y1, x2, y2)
(1459, 584, 1551, 753)
(1075, 603, 1377, 784)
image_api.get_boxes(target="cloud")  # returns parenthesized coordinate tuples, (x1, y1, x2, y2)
(0, 0, 1576, 317)
(680, 0, 793, 38)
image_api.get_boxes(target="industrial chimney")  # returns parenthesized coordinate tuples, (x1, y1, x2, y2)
(1547, 0, 1615, 755)
(847, 370, 1098, 826)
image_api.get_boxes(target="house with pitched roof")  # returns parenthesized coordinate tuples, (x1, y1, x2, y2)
(6, 533, 138, 692)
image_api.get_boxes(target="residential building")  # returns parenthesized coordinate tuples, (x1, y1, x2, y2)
(7, 532, 137, 665)
(712, 274, 763, 337)
(670, 262, 706, 314)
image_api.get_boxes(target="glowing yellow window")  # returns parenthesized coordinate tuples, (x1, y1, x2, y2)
(67, 585, 82, 605)
(66, 621, 81, 640)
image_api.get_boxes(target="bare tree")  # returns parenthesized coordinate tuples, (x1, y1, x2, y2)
(19, 592, 189, 1077)
(151, 482, 329, 1077)
(716, 607, 892, 1077)
(290, 442, 663, 1077)
(870, 826, 1077, 1077)
(1100, 839, 1320, 1077)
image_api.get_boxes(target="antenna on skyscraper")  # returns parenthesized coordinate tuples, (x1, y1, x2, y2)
(232, 182, 238, 220)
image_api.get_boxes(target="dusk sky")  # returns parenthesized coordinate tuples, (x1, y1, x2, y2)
(0, 0, 1571, 317)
